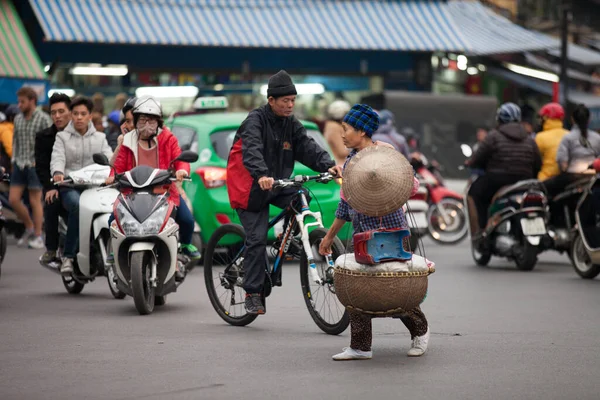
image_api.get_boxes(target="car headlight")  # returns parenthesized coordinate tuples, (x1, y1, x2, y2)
(116, 202, 170, 236)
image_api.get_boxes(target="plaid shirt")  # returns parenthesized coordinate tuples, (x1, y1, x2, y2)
(13, 109, 52, 168)
(335, 149, 408, 233)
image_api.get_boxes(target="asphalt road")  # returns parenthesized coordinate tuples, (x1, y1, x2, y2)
(1, 236, 599, 400)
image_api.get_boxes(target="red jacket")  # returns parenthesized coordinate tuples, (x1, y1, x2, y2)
(111, 127, 189, 206)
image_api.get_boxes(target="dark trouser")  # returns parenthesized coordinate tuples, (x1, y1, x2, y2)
(468, 173, 527, 231)
(60, 188, 81, 259)
(43, 189, 67, 252)
(236, 188, 308, 294)
(176, 195, 194, 245)
(543, 173, 585, 200)
(349, 307, 429, 352)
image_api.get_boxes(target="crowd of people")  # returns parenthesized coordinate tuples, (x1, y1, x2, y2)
(466, 101, 599, 242)
(0, 88, 201, 277)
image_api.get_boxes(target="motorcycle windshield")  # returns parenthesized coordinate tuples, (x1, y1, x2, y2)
(123, 193, 168, 224)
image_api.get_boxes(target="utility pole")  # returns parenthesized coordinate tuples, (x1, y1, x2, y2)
(559, 0, 571, 111)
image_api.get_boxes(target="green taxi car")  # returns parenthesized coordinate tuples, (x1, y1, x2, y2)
(166, 110, 352, 252)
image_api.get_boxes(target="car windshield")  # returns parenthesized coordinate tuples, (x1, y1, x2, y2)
(210, 129, 328, 160)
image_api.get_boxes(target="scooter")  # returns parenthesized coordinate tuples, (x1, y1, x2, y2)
(93, 150, 198, 315)
(41, 164, 125, 299)
(464, 177, 550, 271)
(545, 174, 594, 258)
(570, 163, 600, 279)
(412, 158, 467, 245)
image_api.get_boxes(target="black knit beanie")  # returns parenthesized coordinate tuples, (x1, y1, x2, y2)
(267, 70, 297, 98)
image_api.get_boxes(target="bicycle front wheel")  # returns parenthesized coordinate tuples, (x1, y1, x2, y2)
(300, 228, 349, 335)
(204, 224, 257, 326)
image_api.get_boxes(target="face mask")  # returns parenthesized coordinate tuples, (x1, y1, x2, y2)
(137, 120, 158, 139)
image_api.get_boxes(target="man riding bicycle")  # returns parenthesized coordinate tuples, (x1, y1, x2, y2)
(227, 70, 340, 315)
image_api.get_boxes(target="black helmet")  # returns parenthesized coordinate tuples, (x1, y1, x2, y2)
(122, 97, 137, 114)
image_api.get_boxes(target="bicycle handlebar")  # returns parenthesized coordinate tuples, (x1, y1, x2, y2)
(273, 173, 336, 188)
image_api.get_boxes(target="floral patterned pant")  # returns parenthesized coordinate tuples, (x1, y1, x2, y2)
(349, 306, 428, 352)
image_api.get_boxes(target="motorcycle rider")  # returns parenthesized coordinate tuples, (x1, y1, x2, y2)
(109, 97, 136, 166)
(371, 109, 410, 159)
(465, 103, 542, 241)
(227, 70, 340, 315)
(545, 104, 600, 198)
(535, 102, 569, 181)
(35, 92, 72, 265)
(51, 96, 113, 275)
(106, 96, 201, 275)
(323, 100, 351, 165)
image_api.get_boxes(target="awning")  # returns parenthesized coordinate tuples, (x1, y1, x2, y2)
(27, 0, 556, 55)
(546, 43, 600, 66)
(488, 67, 600, 108)
(0, 0, 46, 79)
(524, 53, 600, 84)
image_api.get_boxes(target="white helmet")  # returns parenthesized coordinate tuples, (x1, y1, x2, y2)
(132, 95, 162, 118)
(328, 100, 351, 121)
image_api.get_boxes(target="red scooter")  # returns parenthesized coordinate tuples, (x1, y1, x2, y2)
(412, 155, 468, 244)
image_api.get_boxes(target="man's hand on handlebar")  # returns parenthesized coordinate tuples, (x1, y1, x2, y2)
(105, 176, 115, 185)
(258, 176, 275, 191)
(53, 173, 64, 183)
(328, 165, 343, 178)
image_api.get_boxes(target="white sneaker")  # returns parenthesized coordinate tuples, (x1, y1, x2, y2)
(407, 328, 430, 357)
(60, 258, 74, 275)
(17, 230, 34, 247)
(28, 236, 45, 250)
(332, 347, 372, 361)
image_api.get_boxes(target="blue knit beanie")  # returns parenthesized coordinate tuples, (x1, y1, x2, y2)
(343, 104, 380, 137)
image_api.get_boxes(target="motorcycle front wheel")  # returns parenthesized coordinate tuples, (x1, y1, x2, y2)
(570, 233, 600, 279)
(427, 198, 468, 245)
(130, 251, 156, 315)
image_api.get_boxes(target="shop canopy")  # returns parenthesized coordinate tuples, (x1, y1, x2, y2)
(1, 0, 46, 80)
(28, 0, 557, 56)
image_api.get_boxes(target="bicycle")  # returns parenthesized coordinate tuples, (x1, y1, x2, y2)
(203, 172, 349, 335)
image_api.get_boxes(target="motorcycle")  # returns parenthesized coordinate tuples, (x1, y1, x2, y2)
(411, 156, 467, 244)
(464, 177, 550, 271)
(0, 177, 27, 240)
(41, 164, 125, 298)
(569, 163, 600, 279)
(93, 150, 198, 315)
(544, 174, 594, 258)
(404, 182, 429, 252)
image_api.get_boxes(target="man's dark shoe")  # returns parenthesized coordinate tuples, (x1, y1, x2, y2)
(244, 293, 265, 315)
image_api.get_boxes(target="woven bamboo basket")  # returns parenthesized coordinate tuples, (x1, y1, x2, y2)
(334, 267, 434, 316)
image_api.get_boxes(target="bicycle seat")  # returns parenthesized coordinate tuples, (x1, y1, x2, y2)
(491, 179, 543, 203)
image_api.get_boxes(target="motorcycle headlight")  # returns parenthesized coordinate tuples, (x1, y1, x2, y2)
(116, 202, 170, 236)
(140, 204, 170, 235)
(116, 202, 140, 236)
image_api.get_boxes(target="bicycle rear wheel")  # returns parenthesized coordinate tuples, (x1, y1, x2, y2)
(204, 224, 257, 326)
(300, 228, 349, 335)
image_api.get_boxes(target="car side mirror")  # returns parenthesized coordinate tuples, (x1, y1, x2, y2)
(174, 150, 199, 164)
(93, 153, 110, 166)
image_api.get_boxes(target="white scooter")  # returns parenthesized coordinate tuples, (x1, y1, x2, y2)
(41, 164, 125, 299)
(93, 151, 198, 315)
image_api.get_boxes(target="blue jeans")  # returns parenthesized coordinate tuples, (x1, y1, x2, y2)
(60, 188, 81, 259)
(109, 195, 194, 245)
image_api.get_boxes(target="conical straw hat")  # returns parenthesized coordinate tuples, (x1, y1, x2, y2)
(342, 145, 414, 217)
